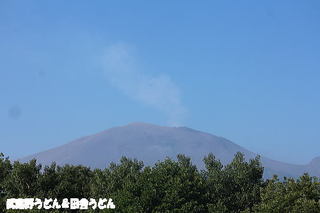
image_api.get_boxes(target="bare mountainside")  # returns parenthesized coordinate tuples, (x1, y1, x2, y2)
(20, 122, 320, 178)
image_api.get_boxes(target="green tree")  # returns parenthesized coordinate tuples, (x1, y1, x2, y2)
(53, 164, 93, 199)
(3, 151, 319, 212)
(147, 155, 205, 212)
(4, 159, 41, 198)
(0, 153, 12, 212)
(203, 152, 264, 212)
(253, 174, 320, 212)
(90, 157, 145, 212)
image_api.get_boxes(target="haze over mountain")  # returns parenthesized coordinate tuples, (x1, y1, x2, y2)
(20, 122, 320, 178)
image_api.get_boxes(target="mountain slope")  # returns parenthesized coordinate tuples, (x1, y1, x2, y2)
(20, 122, 319, 178)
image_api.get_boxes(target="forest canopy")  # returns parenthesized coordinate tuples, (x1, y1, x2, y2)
(1, 152, 320, 212)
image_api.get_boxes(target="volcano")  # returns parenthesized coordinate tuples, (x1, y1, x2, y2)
(20, 122, 320, 178)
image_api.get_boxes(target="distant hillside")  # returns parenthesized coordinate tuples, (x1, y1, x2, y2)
(20, 122, 320, 178)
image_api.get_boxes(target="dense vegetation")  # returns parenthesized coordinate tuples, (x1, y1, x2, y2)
(1, 152, 320, 212)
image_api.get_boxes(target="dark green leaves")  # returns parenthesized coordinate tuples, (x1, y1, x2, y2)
(0, 152, 319, 212)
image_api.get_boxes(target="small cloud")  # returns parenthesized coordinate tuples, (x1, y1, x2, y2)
(102, 43, 187, 126)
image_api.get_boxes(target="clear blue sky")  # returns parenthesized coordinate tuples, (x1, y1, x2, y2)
(1, 1, 320, 164)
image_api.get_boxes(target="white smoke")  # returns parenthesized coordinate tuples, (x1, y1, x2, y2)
(102, 43, 187, 126)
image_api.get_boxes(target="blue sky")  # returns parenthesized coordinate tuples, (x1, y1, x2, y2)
(1, 1, 320, 164)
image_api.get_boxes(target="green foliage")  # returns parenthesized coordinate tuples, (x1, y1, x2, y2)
(4, 159, 41, 197)
(0, 152, 319, 212)
(0, 153, 12, 211)
(252, 174, 320, 212)
(90, 155, 206, 212)
(203, 153, 263, 212)
(52, 164, 93, 199)
(143, 154, 206, 212)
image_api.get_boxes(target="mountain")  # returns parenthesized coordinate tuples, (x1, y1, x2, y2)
(20, 122, 319, 178)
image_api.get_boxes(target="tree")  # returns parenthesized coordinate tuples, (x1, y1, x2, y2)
(253, 174, 320, 212)
(90, 157, 145, 212)
(147, 155, 206, 212)
(3, 159, 41, 198)
(0, 153, 12, 212)
(203, 152, 264, 212)
(2, 151, 319, 212)
(53, 164, 93, 199)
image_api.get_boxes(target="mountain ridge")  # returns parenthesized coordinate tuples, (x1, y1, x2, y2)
(20, 122, 320, 178)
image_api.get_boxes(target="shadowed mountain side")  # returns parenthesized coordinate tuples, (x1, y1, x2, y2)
(20, 123, 319, 178)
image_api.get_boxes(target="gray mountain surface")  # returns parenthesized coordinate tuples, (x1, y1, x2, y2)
(20, 122, 319, 178)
